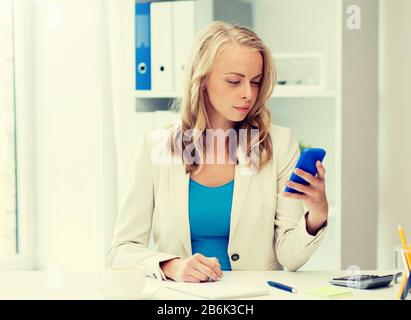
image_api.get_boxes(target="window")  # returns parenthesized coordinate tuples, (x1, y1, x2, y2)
(0, 0, 17, 257)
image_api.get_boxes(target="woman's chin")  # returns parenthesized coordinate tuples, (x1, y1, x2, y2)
(228, 113, 248, 122)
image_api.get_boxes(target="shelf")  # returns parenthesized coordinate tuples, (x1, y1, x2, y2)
(135, 89, 336, 99)
(135, 91, 182, 98)
(272, 89, 335, 98)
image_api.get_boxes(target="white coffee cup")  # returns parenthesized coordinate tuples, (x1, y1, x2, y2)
(99, 265, 145, 296)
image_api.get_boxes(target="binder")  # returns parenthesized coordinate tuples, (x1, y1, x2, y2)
(150, 1, 174, 92)
(172, 0, 196, 94)
(135, 2, 151, 90)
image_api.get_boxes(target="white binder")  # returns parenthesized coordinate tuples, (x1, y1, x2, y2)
(150, 1, 174, 92)
(172, 0, 196, 94)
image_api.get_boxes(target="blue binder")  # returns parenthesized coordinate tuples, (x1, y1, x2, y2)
(135, 2, 151, 90)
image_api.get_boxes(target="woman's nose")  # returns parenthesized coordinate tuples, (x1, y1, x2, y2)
(241, 82, 252, 101)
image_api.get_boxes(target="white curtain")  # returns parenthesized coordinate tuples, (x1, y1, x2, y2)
(0, 0, 17, 257)
(106, 0, 130, 204)
(106, 0, 153, 203)
(105, 0, 180, 203)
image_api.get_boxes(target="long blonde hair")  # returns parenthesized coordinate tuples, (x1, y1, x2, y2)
(169, 21, 276, 175)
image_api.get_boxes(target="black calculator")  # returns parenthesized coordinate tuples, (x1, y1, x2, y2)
(329, 274, 398, 289)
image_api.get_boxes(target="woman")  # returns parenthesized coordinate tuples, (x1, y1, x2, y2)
(107, 21, 328, 283)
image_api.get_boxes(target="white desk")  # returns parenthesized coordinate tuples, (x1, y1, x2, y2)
(0, 270, 395, 300)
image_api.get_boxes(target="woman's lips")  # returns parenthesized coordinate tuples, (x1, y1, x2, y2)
(233, 106, 250, 112)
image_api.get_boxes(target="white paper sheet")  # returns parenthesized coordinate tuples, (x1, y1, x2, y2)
(163, 280, 270, 300)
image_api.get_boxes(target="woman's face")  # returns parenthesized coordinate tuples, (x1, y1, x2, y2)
(203, 44, 263, 129)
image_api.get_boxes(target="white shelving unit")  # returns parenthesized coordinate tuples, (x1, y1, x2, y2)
(117, 0, 378, 271)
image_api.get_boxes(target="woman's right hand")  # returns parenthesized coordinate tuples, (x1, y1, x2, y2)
(160, 253, 224, 282)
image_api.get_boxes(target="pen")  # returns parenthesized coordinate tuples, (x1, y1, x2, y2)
(398, 225, 411, 300)
(398, 225, 411, 269)
(267, 281, 297, 293)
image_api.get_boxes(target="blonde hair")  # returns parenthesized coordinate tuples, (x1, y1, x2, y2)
(169, 21, 276, 174)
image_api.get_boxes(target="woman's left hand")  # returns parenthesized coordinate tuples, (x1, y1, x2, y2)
(283, 161, 328, 232)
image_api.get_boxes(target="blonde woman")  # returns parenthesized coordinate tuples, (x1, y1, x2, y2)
(107, 21, 328, 283)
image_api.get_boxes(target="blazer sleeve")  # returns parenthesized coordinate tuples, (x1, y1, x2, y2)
(106, 132, 179, 280)
(274, 128, 327, 271)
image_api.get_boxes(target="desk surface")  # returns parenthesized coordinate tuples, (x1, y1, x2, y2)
(0, 270, 395, 300)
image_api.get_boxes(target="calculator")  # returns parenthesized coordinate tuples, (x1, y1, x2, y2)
(329, 274, 399, 289)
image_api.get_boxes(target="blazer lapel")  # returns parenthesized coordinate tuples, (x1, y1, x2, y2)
(169, 160, 254, 256)
(229, 164, 253, 240)
(169, 163, 192, 257)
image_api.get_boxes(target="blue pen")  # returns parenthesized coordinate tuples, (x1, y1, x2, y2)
(267, 281, 297, 293)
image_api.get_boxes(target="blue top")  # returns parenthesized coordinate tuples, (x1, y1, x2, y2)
(188, 178, 234, 271)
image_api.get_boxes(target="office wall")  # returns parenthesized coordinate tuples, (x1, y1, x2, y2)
(377, 0, 411, 269)
(19, 0, 411, 272)
(26, 0, 117, 270)
(340, 0, 379, 270)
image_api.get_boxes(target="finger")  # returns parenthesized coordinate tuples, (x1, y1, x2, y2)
(208, 257, 223, 278)
(316, 161, 326, 179)
(195, 262, 220, 281)
(183, 274, 201, 283)
(190, 268, 209, 282)
(283, 190, 308, 201)
(285, 180, 314, 195)
(196, 254, 223, 278)
(211, 257, 221, 268)
(209, 257, 224, 277)
(293, 168, 318, 185)
(207, 257, 224, 278)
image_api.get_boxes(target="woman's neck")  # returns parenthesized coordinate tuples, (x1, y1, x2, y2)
(208, 118, 234, 131)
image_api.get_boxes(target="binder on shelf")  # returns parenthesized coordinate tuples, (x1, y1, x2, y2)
(135, 2, 151, 90)
(172, 0, 196, 94)
(150, 1, 174, 92)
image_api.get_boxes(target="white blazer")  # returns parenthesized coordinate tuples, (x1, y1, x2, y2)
(107, 124, 327, 280)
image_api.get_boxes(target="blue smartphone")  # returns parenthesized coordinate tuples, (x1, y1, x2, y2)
(284, 148, 326, 194)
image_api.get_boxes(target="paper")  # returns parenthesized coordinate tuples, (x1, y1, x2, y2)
(163, 280, 270, 300)
(304, 286, 352, 299)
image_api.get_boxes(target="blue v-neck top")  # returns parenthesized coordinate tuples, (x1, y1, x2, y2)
(188, 178, 234, 271)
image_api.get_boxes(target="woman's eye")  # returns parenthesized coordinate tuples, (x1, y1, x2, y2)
(227, 80, 260, 86)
